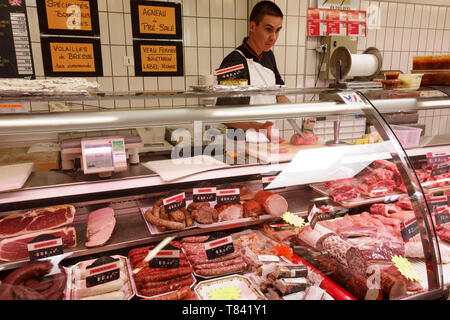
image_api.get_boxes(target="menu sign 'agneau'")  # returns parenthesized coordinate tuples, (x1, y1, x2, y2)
(131, 1, 182, 39)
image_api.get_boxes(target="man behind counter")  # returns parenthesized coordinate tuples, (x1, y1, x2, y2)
(217, 1, 290, 143)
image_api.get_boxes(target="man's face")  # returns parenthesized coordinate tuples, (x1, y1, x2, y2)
(249, 15, 283, 53)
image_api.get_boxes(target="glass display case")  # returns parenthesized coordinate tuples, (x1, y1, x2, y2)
(0, 87, 448, 301)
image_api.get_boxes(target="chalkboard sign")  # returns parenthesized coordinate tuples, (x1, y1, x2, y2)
(131, 0, 182, 40)
(0, 0, 34, 78)
(36, 0, 99, 36)
(41, 36, 102, 76)
(133, 40, 183, 77)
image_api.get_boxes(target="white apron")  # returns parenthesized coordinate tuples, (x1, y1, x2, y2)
(235, 50, 277, 105)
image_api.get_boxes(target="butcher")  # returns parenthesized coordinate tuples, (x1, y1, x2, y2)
(217, 1, 290, 143)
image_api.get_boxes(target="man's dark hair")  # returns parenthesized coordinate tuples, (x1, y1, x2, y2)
(249, 1, 283, 25)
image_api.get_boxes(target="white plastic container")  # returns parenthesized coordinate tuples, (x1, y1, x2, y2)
(390, 125, 422, 148)
(398, 74, 423, 90)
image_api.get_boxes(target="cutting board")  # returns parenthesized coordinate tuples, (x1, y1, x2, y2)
(246, 141, 327, 163)
(0, 147, 59, 172)
(143, 155, 230, 181)
(0, 163, 34, 192)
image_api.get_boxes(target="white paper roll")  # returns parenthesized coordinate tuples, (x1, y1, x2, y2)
(347, 54, 379, 77)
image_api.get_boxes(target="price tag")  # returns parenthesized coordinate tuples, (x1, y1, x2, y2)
(430, 163, 449, 177)
(430, 195, 448, 212)
(204, 232, 234, 260)
(384, 195, 400, 204)
(85, 256, 120, 288)
(148, 243, 180, 269)
(163, 192, 186, 212)
(400, 217, 419, 243)
(27, 234, 63, 261)
(426, 152, 448, 165)
(193, 185, 216, 202)
(216, 186, 240, 205)
(434, 207, 450, 227)
(257, 255, 280, 262)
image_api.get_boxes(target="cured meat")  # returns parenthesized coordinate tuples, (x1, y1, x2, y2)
(381, 265, 423, 292)
(315, 255, 380, 300)
(195, 257, 245, 270)
(239, 187, 254, 201)
(215, 203, 243, 222)
(347, 237, 405, 262)
(243, 200, 264, 219)
(85, 207, 116, 248)
(289, 132, 318, 145)
(296, 224, 335, 250)
(194, 262, 246, 276)
(273, 277, 308, 295)
(321, 235, 367, 275)
(405, 241, 450, 263)
(0, 227, 77, 261)
(188, 202, 218, 224)
(336, 225, 378, 238)
(260, 223, 299, 244)
(0, 205, 75, 239)
(254, 190, 288, 217)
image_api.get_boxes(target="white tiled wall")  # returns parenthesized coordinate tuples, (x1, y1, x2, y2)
(23, 0, 450, 137)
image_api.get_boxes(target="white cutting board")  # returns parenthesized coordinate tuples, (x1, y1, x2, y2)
(246, 141, 326, 163)
(0, 162, 34, 192)
(143, 155, 229, 182)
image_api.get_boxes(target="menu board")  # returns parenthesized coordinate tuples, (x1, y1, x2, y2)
(41, 37, 102, 76)
(307, 8, 366, 37)
(131, 0, 182, 39)
(0, 0, 34, 78)
(133, 40, 183, 76)
(36, 0, 99, 36)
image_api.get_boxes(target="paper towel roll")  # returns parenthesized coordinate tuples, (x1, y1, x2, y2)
(347, 54, 379, 77)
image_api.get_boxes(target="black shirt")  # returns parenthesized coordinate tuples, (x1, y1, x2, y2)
(218, 37, 284, 86)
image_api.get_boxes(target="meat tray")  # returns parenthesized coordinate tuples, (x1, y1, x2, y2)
(194, 274, 267, 300)
(184, 200, 273, 229)
(139, 206, 199, 235)
(65, 255, 136, 300)
(133, 273, 197, 300)
(309, 182, 405, 208)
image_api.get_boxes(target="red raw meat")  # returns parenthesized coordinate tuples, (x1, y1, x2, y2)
(0, 205, 75, 239)
(437, 228, 450, 243)
(358, 180, 397, 197)
(289, 132, 318, 145)
(370, 203, 402, 216)
(396, 198, 413, 210)
(347, 237, 405, 262)
(324, 178, 354, 189)
(0, 227, 77, 261)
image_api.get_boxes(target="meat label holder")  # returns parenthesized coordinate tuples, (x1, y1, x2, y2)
(204, 232, 235, 260)
(400, 217, 420, 243)
(193, 183, 216, 203)
(27, 234, 64, 262)
(148, 243, 180, 269)
(163, 192, 186, 212)
(85, 256, 121, 288)
(434, 207, 450, 227)
(261, 171, 285, 191)
(216, 185, 240, 205)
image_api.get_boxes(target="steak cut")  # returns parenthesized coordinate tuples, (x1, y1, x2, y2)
(0, 227, 77, 261)
(0, 205, 75, 239)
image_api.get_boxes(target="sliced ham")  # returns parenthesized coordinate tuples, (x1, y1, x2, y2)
(0, 227, 77, 261)
(85, 207, 116, 248)
(254, 190, 288, 217)
(0, 205, 75, 239)
(215, 203, 243, 222)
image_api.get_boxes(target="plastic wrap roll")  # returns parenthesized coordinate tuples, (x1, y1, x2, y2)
(347, 54, 379, 77)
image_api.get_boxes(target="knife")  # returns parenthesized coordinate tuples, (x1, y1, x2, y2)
(287, 118, 307, 140)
